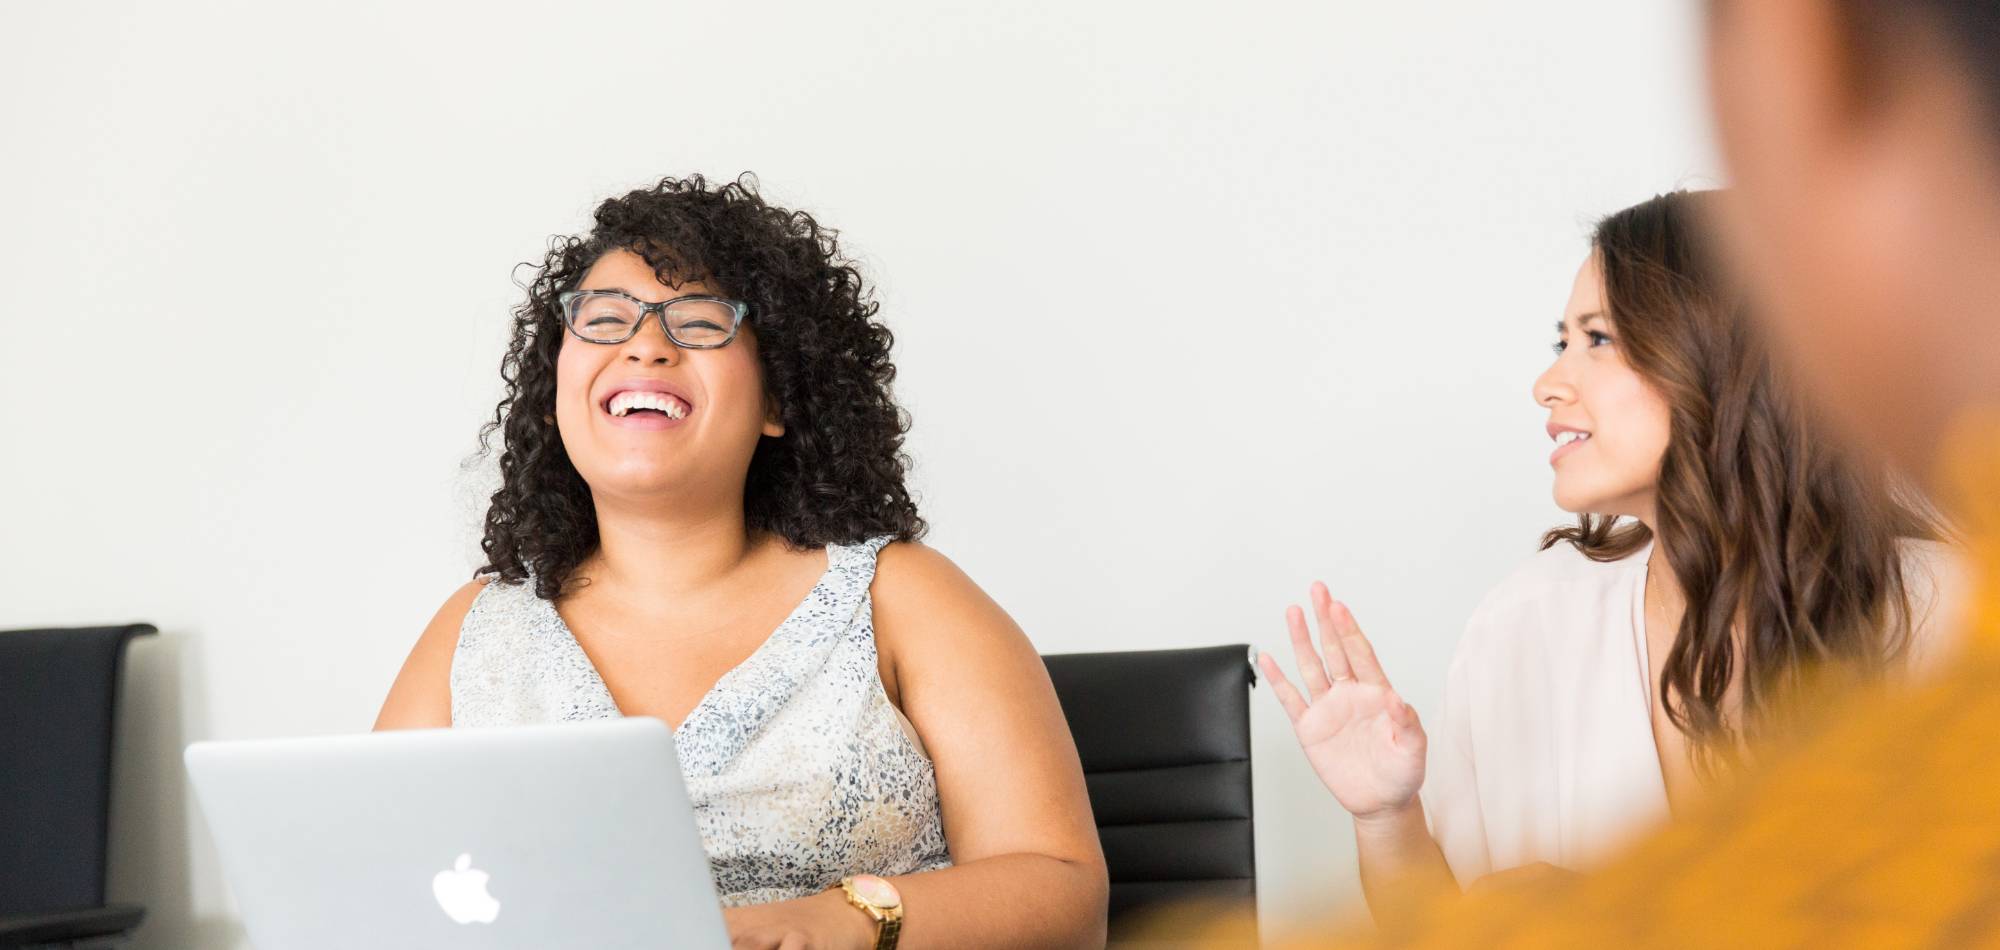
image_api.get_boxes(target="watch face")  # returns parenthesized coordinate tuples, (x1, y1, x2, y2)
(850, 874, 902, 910)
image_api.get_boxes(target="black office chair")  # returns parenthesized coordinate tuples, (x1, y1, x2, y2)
(1043, 644, 1257, 945)
(0, 625, 154, 949)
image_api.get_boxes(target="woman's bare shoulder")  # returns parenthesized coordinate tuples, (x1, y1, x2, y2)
(373, 578, 491, 731)
(870, 541, 1040, 678)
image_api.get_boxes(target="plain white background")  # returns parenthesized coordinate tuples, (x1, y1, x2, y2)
(0, 2, 1715, 945)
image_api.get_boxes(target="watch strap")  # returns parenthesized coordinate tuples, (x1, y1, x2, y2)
(874, 911, 901, 950)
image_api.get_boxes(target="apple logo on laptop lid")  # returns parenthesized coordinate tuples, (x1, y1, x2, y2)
(433, 853, 501, 924)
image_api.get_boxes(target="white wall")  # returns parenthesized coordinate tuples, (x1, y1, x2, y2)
(0, 2, 1715, 945)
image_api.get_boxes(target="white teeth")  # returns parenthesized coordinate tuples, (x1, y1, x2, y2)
(1554, 431, 1592, 447)
(607, 390, 689, 419)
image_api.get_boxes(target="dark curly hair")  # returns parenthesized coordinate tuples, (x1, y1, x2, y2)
(475, 174, 925, 599)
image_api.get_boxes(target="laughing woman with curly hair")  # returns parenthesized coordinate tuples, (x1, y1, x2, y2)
(375, 175, 1107, 949)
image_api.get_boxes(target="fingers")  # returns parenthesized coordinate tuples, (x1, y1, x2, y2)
(1323, 592, 1391, 688)
(1285, 604, 1336, 700)
(1309, 583, 1357, 684)
(1257, 651, 1311, 724)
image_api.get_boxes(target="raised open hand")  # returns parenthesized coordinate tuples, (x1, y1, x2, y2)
(1257, 582, 1427, 820)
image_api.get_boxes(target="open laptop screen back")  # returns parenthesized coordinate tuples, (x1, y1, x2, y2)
(187, 718, 726, 950)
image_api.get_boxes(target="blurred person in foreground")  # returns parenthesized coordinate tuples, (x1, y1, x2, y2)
(1180, 0, 2000, 945)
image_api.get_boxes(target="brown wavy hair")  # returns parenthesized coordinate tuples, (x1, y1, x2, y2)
(1541, 190, 1936, 773)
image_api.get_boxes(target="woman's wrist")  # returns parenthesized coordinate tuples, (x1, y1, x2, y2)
(1350, 798, 1427, 840)
(1349, 795, 1459, 925)
(815, 886, 883, 950)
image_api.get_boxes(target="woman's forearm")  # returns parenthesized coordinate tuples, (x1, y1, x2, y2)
(1352, 800, 1459, 928)
(889, 852, 1108, 949)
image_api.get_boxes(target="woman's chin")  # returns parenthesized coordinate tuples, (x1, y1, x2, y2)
(582, 468, 697, 504)
(1551, 484, 1614, 519)
(1553, 491, 1644, 525)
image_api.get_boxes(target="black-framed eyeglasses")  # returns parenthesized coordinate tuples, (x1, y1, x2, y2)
(557, 290, 750, 349)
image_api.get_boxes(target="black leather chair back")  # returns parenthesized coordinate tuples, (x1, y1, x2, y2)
(0, 624, 154, 940)
(1043, 644, 1256, 942)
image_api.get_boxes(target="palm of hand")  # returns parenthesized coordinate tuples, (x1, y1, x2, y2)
(1292, 680, 1425, 817)
(1260, 586, 1429, 822)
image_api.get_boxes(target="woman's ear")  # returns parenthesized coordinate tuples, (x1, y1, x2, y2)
(762, 392, 786, 438)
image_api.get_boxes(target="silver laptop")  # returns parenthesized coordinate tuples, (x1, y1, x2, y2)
(186, 717, 728, 949)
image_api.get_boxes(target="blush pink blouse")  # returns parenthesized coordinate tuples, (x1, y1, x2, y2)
(1421, 538, 1964, 885)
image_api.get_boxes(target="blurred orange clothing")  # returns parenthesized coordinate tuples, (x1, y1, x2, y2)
(1206, 411, 2000, 950)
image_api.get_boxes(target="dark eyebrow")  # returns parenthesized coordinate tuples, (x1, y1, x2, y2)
(1556, 312, 1605, 334)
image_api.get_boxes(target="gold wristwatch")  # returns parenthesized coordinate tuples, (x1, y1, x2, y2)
(833, 874, 903, 950)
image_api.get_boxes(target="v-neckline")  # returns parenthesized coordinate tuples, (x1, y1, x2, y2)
(541, 544, 841, 735)
(1628, 542, 1675, 810)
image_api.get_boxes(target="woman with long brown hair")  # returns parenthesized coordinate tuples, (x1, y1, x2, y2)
(1258, 189, 1962, 925)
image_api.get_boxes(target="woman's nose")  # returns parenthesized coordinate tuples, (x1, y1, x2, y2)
(620, 311, 681, 365)
(1533, 359, 1575, 408)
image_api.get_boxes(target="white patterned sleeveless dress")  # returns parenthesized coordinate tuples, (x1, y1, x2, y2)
(448, 536, 953, 906)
